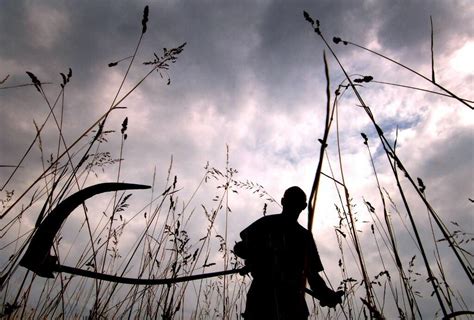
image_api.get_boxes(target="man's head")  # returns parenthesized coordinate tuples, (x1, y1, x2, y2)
(281, 186, 307, 219)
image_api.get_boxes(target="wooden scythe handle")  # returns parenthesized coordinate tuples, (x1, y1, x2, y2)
(55, 264, 245, 285)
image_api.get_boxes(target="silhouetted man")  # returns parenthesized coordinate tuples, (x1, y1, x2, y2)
(234, 186, 342, 319)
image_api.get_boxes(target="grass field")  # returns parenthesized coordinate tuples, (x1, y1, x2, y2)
(1, 6, 473, 319)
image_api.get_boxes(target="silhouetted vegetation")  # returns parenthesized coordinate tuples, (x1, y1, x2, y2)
(0, 6, 472, 319)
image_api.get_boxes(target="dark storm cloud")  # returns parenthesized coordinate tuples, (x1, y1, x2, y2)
(0, 1, 141, 81)
(250, 0, 372, 83)
(1, 0, 471, 208)
(375, 0, 473, 57)
(414, 125, 473, 219)
(2, 0, 469, 126)
(1, 0, 470, 211)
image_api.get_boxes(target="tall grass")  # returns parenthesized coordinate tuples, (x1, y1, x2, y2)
(0, 6, 472, 319)
(304, 10, 473, 319)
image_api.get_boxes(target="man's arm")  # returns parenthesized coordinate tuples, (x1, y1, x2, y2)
(233, 217, 264, 267)
(233, 239, 249, 259)
(307, 268, 333, 298)
(233, 221, 256, 259)
(306, 233, 344, 308)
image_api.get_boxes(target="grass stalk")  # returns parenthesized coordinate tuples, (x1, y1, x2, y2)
(304, 12, 472, 316)
(308, 50, 333, 231)
(338, 39, 473, 110)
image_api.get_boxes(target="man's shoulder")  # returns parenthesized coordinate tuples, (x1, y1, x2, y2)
(296, 222, 310, 232)
(241, 214, 278, 237)
(258, 215, 311, 229)
(295, 223, 314, 240)
(250, 214, 287, 232)
(252, 214, 281, 225)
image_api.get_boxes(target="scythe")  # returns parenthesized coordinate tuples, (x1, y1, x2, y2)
(19, 182, 244, 284)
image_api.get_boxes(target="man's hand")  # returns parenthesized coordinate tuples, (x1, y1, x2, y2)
(319, 290, 344, 308)
(233, 241, 248, 259)
(238, 265, 250, 275)
(305, 287, 344, 308)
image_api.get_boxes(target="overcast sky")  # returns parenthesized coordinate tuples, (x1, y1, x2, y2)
(1, 0, 473, 318)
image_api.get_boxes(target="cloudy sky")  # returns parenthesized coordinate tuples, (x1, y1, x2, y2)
(1, 0, 473, 318)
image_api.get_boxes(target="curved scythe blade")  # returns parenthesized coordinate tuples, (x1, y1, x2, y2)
(19, 183, 150, 278)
